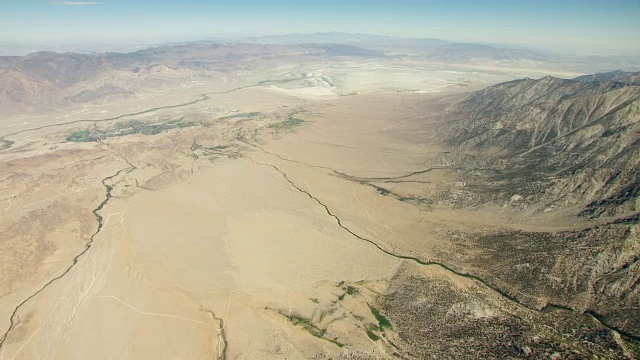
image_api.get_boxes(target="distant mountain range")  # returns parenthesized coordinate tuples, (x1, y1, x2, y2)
(0, 43, 385, 113)
(3, 32, 640, 67)
(2, 37, 640, 115)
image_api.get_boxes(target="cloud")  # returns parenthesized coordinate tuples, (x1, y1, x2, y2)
(52, 1, 102, 5)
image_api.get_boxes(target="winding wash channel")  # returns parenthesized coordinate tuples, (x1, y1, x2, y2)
(0, 159, 135, 349)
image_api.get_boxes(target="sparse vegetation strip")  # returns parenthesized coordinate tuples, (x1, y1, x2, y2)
(0, 77, 306, 150)
(268, 114, 305, 130)
(206, 310, 228, 360)
(66, 119, 197, 142)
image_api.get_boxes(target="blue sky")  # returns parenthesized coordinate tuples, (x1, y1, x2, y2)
(1, 0, 639, 55)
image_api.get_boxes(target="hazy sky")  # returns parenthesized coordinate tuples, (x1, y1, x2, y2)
(1, 0, 639, 55)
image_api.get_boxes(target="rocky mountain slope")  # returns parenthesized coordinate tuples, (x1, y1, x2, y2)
(442, 72, 640, 218)
(438, 71, 640, 338)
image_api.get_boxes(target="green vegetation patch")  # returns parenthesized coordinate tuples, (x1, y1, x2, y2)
(366, 183, 391, 196)
(218, 112, 261, 120)
(66, 129, 98, 142)
(327, 338, 345, 348)
(346, 286, 358, 295)
(336, 283, 359, 302)
(370, 306, 392, 330)
(0, 138, 15, 150)
(66, 119, 197, 142)
(268, 115, 304, 130)
(285, 312, 344, 347)
(288, 314, 326, 338)
(366, 329, 380, 341)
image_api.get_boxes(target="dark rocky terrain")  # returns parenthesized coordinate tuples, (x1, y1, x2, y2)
(437, 71, 640, 340)
(377, 263, 637, 359)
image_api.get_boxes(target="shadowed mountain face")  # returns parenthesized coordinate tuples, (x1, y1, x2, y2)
(438, 71, 640, 338)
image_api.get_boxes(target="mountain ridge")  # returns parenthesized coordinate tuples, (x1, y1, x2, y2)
(436, 71, 640, 338)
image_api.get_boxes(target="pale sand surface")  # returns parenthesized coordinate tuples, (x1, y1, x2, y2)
(1, 158, 399, 359)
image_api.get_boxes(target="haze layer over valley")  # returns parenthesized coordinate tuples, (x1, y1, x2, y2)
(1, 35, 639, 359)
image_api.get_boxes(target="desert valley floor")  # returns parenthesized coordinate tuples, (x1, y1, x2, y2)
(1, 51, 639, 359)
